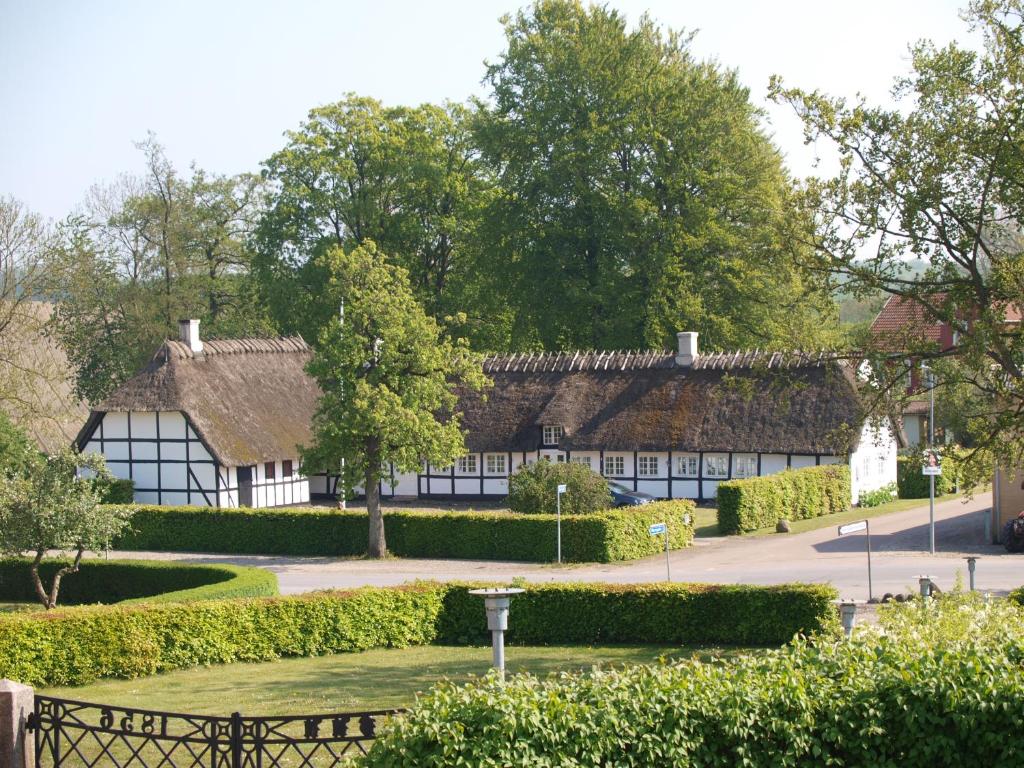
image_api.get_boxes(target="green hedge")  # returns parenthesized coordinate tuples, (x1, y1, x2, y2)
(364, 601, 1024, 767)
(114, 501, 695, 563)
(897, 455, 957, 498)
(0, 558, 278, 606)
(0, 581, 837, 687)
(717, 465, 851, 535)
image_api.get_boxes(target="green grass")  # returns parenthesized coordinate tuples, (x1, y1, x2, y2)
(40, 644, 748, 715)
(691, 506, 721, 537)
(0, 601, 41, 614)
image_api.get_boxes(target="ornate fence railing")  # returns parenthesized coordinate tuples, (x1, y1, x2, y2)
(27, 694, 403, 767)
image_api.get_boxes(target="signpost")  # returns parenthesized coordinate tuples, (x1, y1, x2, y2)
(649, 522, 670, 581)
(838, 519, 872, 601)
(555, 484, 567, 564)
(922, 450, 941, 554)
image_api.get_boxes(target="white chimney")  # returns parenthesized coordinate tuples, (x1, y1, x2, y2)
(178, 319, 203, 353)
(675, 331, 698, 367)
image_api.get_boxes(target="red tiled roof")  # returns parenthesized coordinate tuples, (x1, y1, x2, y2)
(870, 296, 946, 343)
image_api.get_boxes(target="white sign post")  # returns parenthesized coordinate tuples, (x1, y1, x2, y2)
(649, 522, 670, 581)
(556, 484, 567, 564)
(838, 519, 872, 601)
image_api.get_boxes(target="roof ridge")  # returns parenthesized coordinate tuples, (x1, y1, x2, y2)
(162, 335, 310, 360)
(482, 347, 839, 373)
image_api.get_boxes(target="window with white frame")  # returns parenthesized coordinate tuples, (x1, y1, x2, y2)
(457, 455, 477, 474)
(704, 455, 728, 478)
(733, 454, 758, 479)
(603, 455, 625, 476)
(486, 454, 507, 474)
(570, 456, 592, 468)
(675, 453, 699, 477)
(542, 425, 564, 446)
(637, 455, 659, 476)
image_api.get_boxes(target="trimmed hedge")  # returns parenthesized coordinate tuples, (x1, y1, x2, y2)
(114, 501, 695, 563)
(897, 454, 957, 498)
(717, 465, 851, 535)
(0, 581, 837, 687)
(0, 558, 278, 606)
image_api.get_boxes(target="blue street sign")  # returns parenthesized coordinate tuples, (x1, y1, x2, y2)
(648, 522, 667, 536)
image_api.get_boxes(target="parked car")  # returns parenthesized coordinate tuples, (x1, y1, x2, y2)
(607, 481, 655, 506)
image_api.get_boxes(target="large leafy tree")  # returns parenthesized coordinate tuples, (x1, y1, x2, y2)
(472, 0, 837, 352)
(255, 97, 495, 344)
(770, 0, 1024, 484)
(301, 242, 488, 558)
(48, 138, 274, 403)
(0, 449, 132, 609)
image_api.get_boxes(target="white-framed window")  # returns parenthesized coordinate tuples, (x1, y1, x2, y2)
(603, 455, 625, 476)
(457, 455, 477, 474)
(570, 456, 592, 468)
(675, 453, 699, 477)
(704, 455, 728, 478)
(733, 454, 758, 479)
(637, 455, 659, 476)
(542, 425, 564, 446)
(486, 454, 507, 474)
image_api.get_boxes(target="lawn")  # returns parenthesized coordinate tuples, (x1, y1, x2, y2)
(40, 644, 747, 715)
(0, 601, 41, 614)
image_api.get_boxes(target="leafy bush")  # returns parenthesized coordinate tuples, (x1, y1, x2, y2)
(114, 502, 694, 563)
(717, 465, 851, 535)
(0, 580, 836, 687)
(897, 453, 958, 498)
(0, 557, 277, 605)
(365, 593, 1024, 767)
(857, 482, 897, 508)
(508, 460, 612, 515)
(97, 478, 135, 504)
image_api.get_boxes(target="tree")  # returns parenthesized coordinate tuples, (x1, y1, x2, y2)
(47, 138, 274, 403)
(0, 410, 39, 478)
(301, 242, 489, 557)
(0, 450, 132, 609)
(255, 97, 496, 344)
(508, 460, 612, 515)
(472, 0, 838, 352)
(769, 0, 1024, 486)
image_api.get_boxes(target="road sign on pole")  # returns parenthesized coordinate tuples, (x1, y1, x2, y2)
(838, 518, 873, 601)
(649, 522, 670, 581)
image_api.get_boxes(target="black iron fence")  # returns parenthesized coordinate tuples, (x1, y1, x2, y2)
(27, 694, 403, 767)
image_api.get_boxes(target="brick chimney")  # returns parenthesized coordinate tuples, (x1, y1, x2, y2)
(178, 319, 203, 353)
(675, 331, 698, 367)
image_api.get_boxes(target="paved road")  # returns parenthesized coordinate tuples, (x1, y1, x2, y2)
(112, 493, 1024, 599)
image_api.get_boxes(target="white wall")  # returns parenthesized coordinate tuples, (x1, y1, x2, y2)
(850, 418, 899, 505)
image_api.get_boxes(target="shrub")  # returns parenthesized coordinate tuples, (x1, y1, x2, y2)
(717, 465, 851, 535)
(97, 478, 135, 504)
(857, 482, 897, 508)
(0, 580, 836, 687)
(364, 593, 1024, 767)
(508, 460, 612, 514)
(0, 557, 278, 605)
(114, 502, 694, 563)
(896, 453, 957, 498)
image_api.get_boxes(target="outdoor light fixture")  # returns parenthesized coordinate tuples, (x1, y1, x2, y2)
(468, 587, 525, 680)
(838, 600, 858, 639)
(964, 556, 978, 591)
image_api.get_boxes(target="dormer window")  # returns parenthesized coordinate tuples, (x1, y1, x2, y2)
(542, 425, 564, 446)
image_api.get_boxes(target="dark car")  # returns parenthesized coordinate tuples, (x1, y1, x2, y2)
(607, 481, 655, 506)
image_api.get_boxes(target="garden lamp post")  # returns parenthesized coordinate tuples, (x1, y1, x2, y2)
(468, 587, 525, 680)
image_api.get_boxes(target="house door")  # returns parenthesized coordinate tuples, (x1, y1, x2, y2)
(237, 466, 254, 507)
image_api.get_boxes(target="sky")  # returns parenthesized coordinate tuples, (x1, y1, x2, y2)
(0, 0, 975, 222)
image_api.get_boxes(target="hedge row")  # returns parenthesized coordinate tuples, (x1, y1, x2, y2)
(0, 581, 837, 687)
(0, 558, 278, 606)
(717, 465, 851, 535)
(113, 501, 695, 563)
(897, 454, 957, 498)
(365, 602, 1024, 767)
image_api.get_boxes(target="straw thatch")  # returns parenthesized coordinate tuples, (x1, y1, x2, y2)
(79, 337, 318, 466)
(461, 352, 862, 455)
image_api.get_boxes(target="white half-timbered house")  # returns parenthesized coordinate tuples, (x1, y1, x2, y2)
(77, 320, 316, 508)
(79, 325, 897, 506)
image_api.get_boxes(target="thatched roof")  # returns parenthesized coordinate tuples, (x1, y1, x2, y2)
(78, 337, 318, 466)
(459, 350, 863, 455)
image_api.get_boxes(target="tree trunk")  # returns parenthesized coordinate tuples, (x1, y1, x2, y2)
(30, 546, 84, 610)
(365, 438, 386, 558)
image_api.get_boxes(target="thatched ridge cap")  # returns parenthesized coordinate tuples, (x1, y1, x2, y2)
(160, 336, 310, 361)
(482, 348, 842, 373)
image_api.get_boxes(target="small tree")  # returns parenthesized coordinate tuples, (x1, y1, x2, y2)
(508, 460, 613, 515)
(0, 450, 133, 609)
(301, 242, 489, 558)
(0, 410, 39, 477)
